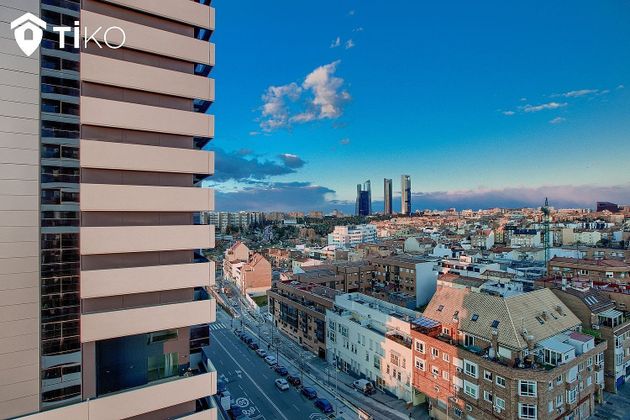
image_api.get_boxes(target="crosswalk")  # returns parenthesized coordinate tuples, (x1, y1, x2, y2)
(209, 322, 226, 331)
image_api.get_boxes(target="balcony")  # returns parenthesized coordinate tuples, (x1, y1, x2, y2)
(81, 11, 215, 65)
(20, 370, 216, 420)
(98, 0, 215, 30)
(80, 140, 213, 175)
(81, 261, 214, 299)
(80, 184, 214, 212)
(80, 54, 214, 101)
(81, 97, 214, 138)
(80, 224, 215, 255)
(81, 298, 216, 342)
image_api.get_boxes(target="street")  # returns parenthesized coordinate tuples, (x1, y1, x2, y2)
(209, 307, 357, 420)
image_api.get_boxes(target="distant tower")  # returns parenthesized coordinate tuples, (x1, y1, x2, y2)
(356, 182, 371, 216)
(384, 178, 393, 214)
(401, 175, 411, 215)
(542, 197, 551, 270)
(364, 180, 372, 215)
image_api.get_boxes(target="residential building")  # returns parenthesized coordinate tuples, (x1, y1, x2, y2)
(509, 229, 542, 248)
(401, 175, 411, 215)
(550, 285, 630, 392)
(403, 237, 436, 254)
(294, 262, 374, 294)
(0, 0, 217, 418)
(583, 247, 630, 262)
(384, 178, 393, 215)
(326, 293, 424, 405)
(368, 255, 438, 307)
(548, 257, 630, 284)
(267, 281, 340, 358)
(412, 287, 606, 420)
(204, 211, 262, 232)
(224, 242, 271, 296)
(328, 224, 377, 248)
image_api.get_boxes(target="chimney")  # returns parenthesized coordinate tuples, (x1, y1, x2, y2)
(491, 328, 499, 358)
(526, 335, 535, 350)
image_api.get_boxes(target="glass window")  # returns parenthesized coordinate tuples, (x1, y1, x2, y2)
(519, 380, 537, 397)
(518, 403, 537, 419)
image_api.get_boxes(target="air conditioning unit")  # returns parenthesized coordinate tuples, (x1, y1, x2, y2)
(592, 324, 600, 330)
(494, 407, 503, 414)
(456, 367, 463, 373)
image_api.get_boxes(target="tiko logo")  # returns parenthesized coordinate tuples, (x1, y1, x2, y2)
(10, 12, 126, 57)
(10, 13, 45, 56)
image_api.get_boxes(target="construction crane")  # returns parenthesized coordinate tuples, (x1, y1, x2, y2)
(542, 197, 551, 271)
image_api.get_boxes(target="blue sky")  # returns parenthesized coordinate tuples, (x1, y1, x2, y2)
(209, 0, 630, 212)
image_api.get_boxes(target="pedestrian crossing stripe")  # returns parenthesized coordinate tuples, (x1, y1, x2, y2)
(209, 323, 226, 331)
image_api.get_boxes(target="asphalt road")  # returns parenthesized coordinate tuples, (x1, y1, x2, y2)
(209, 308, 356, 420)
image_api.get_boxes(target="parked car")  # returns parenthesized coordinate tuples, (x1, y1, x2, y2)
(274, 378, 290, 391)
(286, 374, 301, 386)
(217, 379, 227, 394)
(352, 379, 376, 395)
(301, 386, 317, 400)
(242, 335, 254, 344)
(264, 355, 277, 365)
(274, 365, 288, 376)
(256, 348, 268, 358)
(314, 398, 334, 414)
(234, 329, 243, 337)
(248, 341, 259, 350)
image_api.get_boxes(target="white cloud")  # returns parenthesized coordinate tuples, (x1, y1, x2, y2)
(330, 37, 341, 48)
(554, 89, 599, 98)
(259, 82, 302, 131)
(258, 61, 350, 131)
(352, 27, 364, 32)
(348, 9, 356, 16)
(549, 117, 566, 124)
(522, 102, 567, 113)
(617, 84, 625, 90)
(345, 39, 355, 49)
(502, 110, 515, 116)
(339, 138, 351, 145)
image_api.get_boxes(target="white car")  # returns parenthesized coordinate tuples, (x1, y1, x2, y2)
(256, 348, 268, 358)
(275, 378, 289, 391)
(264, 355, 277, 365)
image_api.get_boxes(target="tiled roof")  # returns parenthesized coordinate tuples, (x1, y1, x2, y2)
(425, 287, 581, 350)
(558, 287, 614, 314)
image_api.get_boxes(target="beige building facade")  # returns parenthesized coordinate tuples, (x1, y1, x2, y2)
(0, 0, 217, 418)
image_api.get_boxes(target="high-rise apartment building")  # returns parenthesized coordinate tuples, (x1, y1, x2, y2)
(0, 1, 217, 418)
(384, 178, 392, 214)
(401, 174, 411, 215)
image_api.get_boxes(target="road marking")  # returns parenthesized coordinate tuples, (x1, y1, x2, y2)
(214, 337, 290, 420)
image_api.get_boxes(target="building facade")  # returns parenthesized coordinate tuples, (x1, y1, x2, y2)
(548, 257, 630, 284)
(327, 224, 377, 248)
(326, 293, 424, 405)
(356, 181, 372, 216)
(267, 281, 340, 358)
(550, 285, 630, 393)
(204, 211, 262, 232)
(411, 287, 606, 420)
(0, 1, 218, 418)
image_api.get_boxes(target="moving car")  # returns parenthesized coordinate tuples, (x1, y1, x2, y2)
(286, 374, 301, 386)
(274, 365, 288, 376)
(314, 398, 334, 414)
(275, 378, 290, 391)
(352, 379, 376, 395)
(255, 348, 268, 358)
(301, 386, 317, 400)
(264, 355, 277, 365)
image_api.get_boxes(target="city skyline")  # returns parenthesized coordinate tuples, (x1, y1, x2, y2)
(209, 0, 630, 212)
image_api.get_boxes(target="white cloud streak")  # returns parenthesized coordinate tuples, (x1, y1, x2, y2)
(522, 102, 567, 113)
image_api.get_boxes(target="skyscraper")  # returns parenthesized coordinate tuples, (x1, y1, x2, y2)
(0, 1, 217, 418)
(401, 175, 411, 215)
(384, 178, 393, 214)
(355, 181, 371, 216)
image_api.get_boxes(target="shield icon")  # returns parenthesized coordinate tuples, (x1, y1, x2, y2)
(10, 13, 46, 57)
